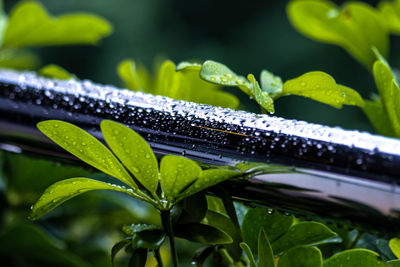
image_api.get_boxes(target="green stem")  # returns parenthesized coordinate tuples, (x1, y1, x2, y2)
(153, 249, 164, 267)
(161, 209, 178, 267)
(349, 231, 363, 249)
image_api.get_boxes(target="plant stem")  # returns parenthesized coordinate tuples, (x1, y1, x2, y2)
(349, 231, 363, 249)
(153, 249, 164, 267)
(161, 209, 178, 267)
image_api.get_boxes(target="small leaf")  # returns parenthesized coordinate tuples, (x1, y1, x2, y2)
(372, 60, 400, 137)
(363, 97, 396, 137)
(128, 248, 147, 267)
(248, 73, 275, 113)
(29, 177, 136, 220)
(277, 246, 322, 267)
(324, 249, 386, 267)
(272, 221, 337, 255)
(282, 71, 364, 108)
(122, 224, 162, 236)
(132, 230, 165, 250)
(100, 120, 159, 194)
(258, 229, 275, 267)
(390, 238, 400, 259)
(378, 1, 400, 34)
(200, 60, 249, 88)
(38, 64, 74, 80)
(242, 207, 294, 256)
(174, 223, 233, 244)
(37, 120, 137, 189)
(260, 69, 283, 97)
(154, 60, 180, 97)
(111, 239, 131, 266)
(3, 1, 112, 48)
(176, 61, 201, 71)
(180, 169, 240, 199)
(203, 210, 242, 260)
(117, 59, 151, 92)
(160, 155, 201, 199)
(240, 242, 257, 267)
(287, 0, 388, 68)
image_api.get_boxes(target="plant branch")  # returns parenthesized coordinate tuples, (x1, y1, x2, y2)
(154, 249, 164, 267)
(161, 209, 178, 267)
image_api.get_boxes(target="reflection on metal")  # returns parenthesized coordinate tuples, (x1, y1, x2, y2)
(0, 69, 399, 235)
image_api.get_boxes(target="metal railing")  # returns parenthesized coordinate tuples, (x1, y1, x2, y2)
(1, 69, 399, 235)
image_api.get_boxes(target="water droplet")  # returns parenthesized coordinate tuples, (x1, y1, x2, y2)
(145, 154, 151, 159)
(132, 167, 140, 173)
(300, 81, 306, 86)
(267, 208, 274, 215)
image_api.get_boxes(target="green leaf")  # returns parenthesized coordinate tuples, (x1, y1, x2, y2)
(260, 69, 283, 97)
(181, 192, 208, 223)
(154, 60, 180, 97)
(363, 97, 397, 137)
(287, 0, 388, 68)
(390, 238, 400, 259)
(192, 246, 215, 267)
(240, 242, 257, 267)
(258, 229, 275, 267)
(176, 61, 201, 71)
(324, 249, 386, 267)
(378, 1, 400, 34)
(29, 177, 137, 220)
(203, 210, 242, 260)
(3, 1, 112, 48)
(117, 59, 151, 92)
(248, 73, 275, 113)
(200, 60, 250, 89)
(387, 260, 400, 267)
(174, 223, 233, 244)
(37, 120, 137, 189)
(38, 64, 74, 80)
(0, 49, 40, 69)
(272, 222, 337, 255)
(180, 169, 240, 199)
(277, 246, 322, 267)
(111, 239, 131, 266)
(100, 120, 159, 194)
(372, 60, 400, 137)
(160, 155, 201, 199)
(128, 248, 147, 267)
(0, 223, 90, 267)
(242, 207, 294, 256)
(282, 71, 364, 108)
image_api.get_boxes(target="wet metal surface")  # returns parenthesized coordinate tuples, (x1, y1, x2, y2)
(0, 69, 399, 235)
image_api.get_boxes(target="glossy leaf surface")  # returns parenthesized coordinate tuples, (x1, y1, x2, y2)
(29, 177, 136, 220)
(277, 246, 322, 267)
(37, 120, 137, 189)
(324, 249, 386, 267)
(101, 120, 159, 194)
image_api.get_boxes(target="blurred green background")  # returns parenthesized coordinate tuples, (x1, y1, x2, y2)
(4, 0, 391, 132)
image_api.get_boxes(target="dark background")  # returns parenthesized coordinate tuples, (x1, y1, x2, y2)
(5, 0, 395, 133)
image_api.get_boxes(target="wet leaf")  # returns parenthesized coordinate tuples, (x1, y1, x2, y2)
(363, 97, 396, 137)
(101, 120, 159, 194)
(272, 221, 337, 255)
(248, 73, 275, 113)
(37, 120, 137, 189)
(390, 238, 400, 259)
(160, 155, 201, 199)
(260, 69, 283, 97)
(372, 59, 400, 137)
(38, 64, 74, 80)
(277, 246, 322, 267)
(258, 229, 275, 267)
(132, 230, 165, 250)
(324, 249, 386, 267)
(287, 0, 388, 68)
(180, 169, 240, 199)
(176, 61, 201, 71)
(29, 177, 137, 220)
(282, 71, 364, 108)
(174, 223, 233, 244)
(240, 242, 257, 267)
(200, 60, 249, 89)
(3, 1, 112, 48)
(242, 207, 294, 256)
(111, 239, 131, 266)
